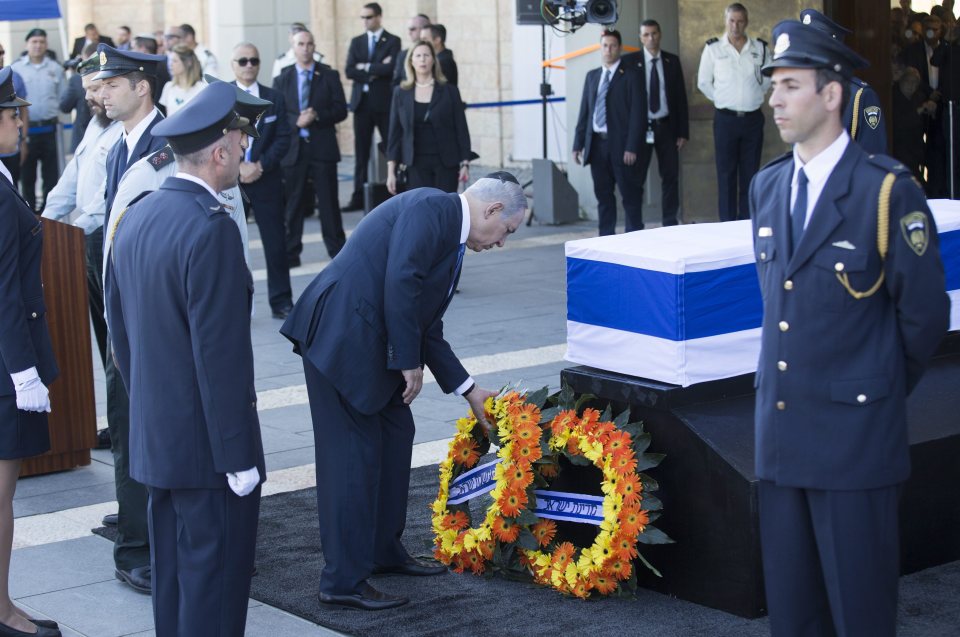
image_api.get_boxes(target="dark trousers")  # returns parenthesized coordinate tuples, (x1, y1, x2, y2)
(758, 480, 900, 637)
(20, 130, 58, 212)
(85, 227, 108, 369)
(714, 109, 764, 221)
(588, 133, 644, 235)
(0, 153, 20, 187)
(351, 97, 390, 202)
(636, 118, 681, 226)
(283, 141, 344, 260)
(408, 154, 460, 193)
(148, 484, 260, 637)
(246, 175, 292, 312)
(303, 358, 414, 595)
(106, 339, 150, 571)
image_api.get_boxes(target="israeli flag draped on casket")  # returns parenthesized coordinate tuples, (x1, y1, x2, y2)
(565, 200, 960, 387)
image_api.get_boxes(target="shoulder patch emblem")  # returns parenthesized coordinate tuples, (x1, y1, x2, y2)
(900, 211, 929, 256)
(706, 37, 719, 45)
(148, 146, 175, 171)
(864, 105, 881, 130)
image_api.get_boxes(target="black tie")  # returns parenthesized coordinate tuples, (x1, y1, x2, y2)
(791, 168, 808, 256)
(650, 58, 661, 114)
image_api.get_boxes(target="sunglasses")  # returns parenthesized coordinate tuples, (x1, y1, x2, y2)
(234, 57, 260, 67)
(361, 14, 376, 20)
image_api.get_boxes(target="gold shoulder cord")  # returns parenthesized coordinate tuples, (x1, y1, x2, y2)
(109, 207, 130, 264)
(849, 87, 864, 140)
(835, 172, 894, 299)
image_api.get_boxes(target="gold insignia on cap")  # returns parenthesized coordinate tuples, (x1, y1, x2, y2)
(774, 33, 790, 59)
(864, 106, 881, 130)
(99, 51, 107, 66)
(900, 211, 929, 256)
(802, 14, 812, 24)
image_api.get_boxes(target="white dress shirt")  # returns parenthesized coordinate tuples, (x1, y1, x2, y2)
(124, 108, 161, 162)
(592, 59, 620, 134)
(697, 35, 770, 111)
(644, 48, 669, 119)
(790, 131, 850, 230)
(453, 193, 474, 397)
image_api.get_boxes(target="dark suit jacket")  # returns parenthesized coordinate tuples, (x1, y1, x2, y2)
(104, 110, 166, 224)
(620, 49, 689, 141)
(438, 49, 458, 86)
(901, 40, 944, 98)
(0, 175, 58, 397)
(573, 63, 643, 165)
(387, 83, 471, 168)
(105, 177, 266, 489)
(281, 188, 469, 415)
(273, 63, 347, 167)
(749, 144, 948, 490)
(59, 72, 90, 152)
(240, 83, 291, 178)
(345, 29, 402, 112)
(70, 36, 114, 60)
(393, 49, 408, 87)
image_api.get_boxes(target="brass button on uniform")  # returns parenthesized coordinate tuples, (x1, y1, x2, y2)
(857, 394, 867, 404)
(777, 361, 787, 371)
(783, 280, 793, 290)
(30, 312, 37, 318)
(834, 262, 845, 272)
(779, 321, 789, 332)
(760, 252, 767, 260)
(776, 401, 786, 410)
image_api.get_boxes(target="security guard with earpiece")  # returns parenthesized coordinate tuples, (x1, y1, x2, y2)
(749, 19, 949, 637)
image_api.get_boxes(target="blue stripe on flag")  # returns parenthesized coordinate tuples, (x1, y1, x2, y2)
(941, 230, 960, 292)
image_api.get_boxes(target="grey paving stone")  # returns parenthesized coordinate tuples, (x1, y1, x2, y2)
(263, 446, 319, 473)
(15, 462, 116, 499)
(244, 604, 345, 636)
(14, 482, 119, 518)
(260, 428, 315, 456)
(21, 579, 154, 637)
(257, 404, 314, 435)
(10, 536, 114, 598)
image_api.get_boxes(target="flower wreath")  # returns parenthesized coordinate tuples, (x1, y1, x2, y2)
(431, 384, 672, 598)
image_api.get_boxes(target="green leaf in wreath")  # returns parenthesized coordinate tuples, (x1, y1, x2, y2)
(620, 420, 644, 441)
(631, 433, 652, 455)
(517, 528, 540, 551)
(600, 404, 613, 422)
(517, 508, 540, 525)
(574, 393, 596, 412)
(558, 382, 576, 409)
(639, 472, 659, 492)
(636, 525, 674, 545)
(527, 386, 550, 409)
(645, 511, 661, 524)
(613, 408, 631, 430)
(538, 406, 560, 426)
(636, 551, 663, 578)
(634, 452, 666, 471)
(565, 452, 593, 466)
(640, 494, 662, 511)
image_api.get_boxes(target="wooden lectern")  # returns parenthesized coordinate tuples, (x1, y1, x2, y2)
(20, 219, 97, 477)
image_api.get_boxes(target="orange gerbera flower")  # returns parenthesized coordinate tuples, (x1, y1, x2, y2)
(603, 430, 632, 456)
(498, 486, 527, 517)
(566, 434, 581, 455)
(452, 554, 467, 574)
(579, 408, 601, 430)
(512, 403, 541, 427)
(616, 473, 643, 505)
(531, 519, 558, 547)
(590, 570, 619, 595)
(572, 580, 593, 599)
(507, 463, 534, 489)
(434, 547, 448, 563)
(605, 557, 632, 580)
(551, 542, 576, 570)
(511, 440, 542, 465)
(479, 540, 496, 560)
(539, 463, 559, 479)
(620, 502, 649, 537)
(451, 437, 480, 467)
(465, 550, 486, 574)
(441, 510, 470, 531)
(612, 449, 639, 476)
(512, 420, 540, 446)
(612, 532, 639, 561)
(492, 515, 521, 543)
(550, 409, 578, 436)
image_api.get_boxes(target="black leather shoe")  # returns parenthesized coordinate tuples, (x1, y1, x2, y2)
(372, 558, 447, 577)
(0, 620, 60, 636)
(271, 304, 293, 320)
(102, 513, 117, 527)
(318, 583, 408, 611)
(341, 199, 364, 213)
(30, 619, 59, 630)
(115, 566, 152, 594)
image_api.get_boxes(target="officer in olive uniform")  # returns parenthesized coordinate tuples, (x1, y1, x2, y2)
(750, 20, 949, 637)
(800, 9, 888, 154)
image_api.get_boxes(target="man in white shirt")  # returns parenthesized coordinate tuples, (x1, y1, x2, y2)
(697, 3, 770, 222)
(179, 23, 218, 76)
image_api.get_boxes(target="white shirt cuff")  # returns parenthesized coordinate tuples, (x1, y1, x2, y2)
(454, 376, 475, 396)
(11, 367, 39, 387)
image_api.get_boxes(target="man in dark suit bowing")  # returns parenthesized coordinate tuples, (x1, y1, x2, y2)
(231, 43, 294, 319)
(573, 29, 643, 235)
(93, 43, 168, 594)
(105, 82, 265, 635)
(621, 19, 689, 227)
(70, 23, 114, 62)
(281, 173, 527, 610)
(343, 2, 402, 211)
(274, 29, 348, 265)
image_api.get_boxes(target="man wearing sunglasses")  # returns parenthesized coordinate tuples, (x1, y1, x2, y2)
(344, 2, 401, 212)
(393, 13, 431, 87)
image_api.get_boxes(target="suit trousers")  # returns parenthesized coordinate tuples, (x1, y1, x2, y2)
(408, 153, 460, 193)
(246, 175, 293, 311)
(303, 359, 414, 595)
(148, 484, 260, 637)
(20, 131, 58, 212)
(714, 109, 764, 222)
(636, 118, 681, 226)
(351, 95, 390, 202)
(106, 339, 150, 571)
(85, 227, 108, 369)
(758, 480, 900, 637)
(283, 140, 345, 260)
(589, 133, 644, 235)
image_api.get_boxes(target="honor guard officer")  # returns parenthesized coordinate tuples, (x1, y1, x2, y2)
(800, 9, 888, 154)
(751, 20, 949, 637)
(104, 81, 265, 636)
(697, 3, 770, 222)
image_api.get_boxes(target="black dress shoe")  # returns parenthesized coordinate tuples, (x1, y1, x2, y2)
(102, 513, 117, 527)
(318, 583, 408, 611)
(0, 619, 60, 636)
(372, 558, 447, 577)
(271, 304, 293, 320)
(115, 566, 152, 594)
(341, 199, 364, 213)
(30, 620, 58, 630)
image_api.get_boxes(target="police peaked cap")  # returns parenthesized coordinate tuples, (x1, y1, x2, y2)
(799, 9, 852, 41)
(152, 82, 250, 155)
(78, 53, 102, 77)
(761, 20, 868, 79)
(203, 74, 271, 137)
(93, 43, 166, 80)
(0, 68, 30, 109)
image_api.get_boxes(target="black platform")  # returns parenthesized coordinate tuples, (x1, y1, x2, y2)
(561, 344, 960, 618)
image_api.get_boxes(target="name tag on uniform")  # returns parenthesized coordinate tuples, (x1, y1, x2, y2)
(264, 115, 277, 123)
(758, 227, 773, 237)
(645, 129, 655, 144)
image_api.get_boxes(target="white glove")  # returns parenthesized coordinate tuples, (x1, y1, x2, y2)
(226, 466, 261, 497)
(10, 367, 51, 413)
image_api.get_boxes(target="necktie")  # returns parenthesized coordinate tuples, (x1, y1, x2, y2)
(368, 34, 376, 61)
(447, 244, 466, 301)
(244, 87, 254, 161)
(594, 69, 611, 129)
(791, 168, 808, 256)
(299, 70, 310, 139)
(649, 58, 661, 114)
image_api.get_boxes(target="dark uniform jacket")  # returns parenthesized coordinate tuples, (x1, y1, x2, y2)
(387, 82, 471, 169)
(273, 62, 347, 167)
(104, 110, 166, 226)
(0, 175, 58, 396)
(239, 83, 290, 185)
(620, 49, 689, 141)
(281, 188, 469, 415)
(573, 63, 643, 165)
(750, 141, 949, 490)
(844, 78, 887, 154)
(345, 29, 402, 113)
(104, 177, 266, 489)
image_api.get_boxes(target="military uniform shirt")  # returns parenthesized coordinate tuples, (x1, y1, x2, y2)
(10, 55, 63, 121)
(697, 36, 770, 111)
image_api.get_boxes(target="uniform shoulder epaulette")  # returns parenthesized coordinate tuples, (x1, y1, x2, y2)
(147, 145, 175, 171)
(706, 37, 719, 45)
(851, 76, 869, 88)
(276, 52, 285, 60)
(127, 190, 152, 208)
(758, 151, 793, 175)
(865, 153, 912, 176)
(757, 38, 768, 48)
